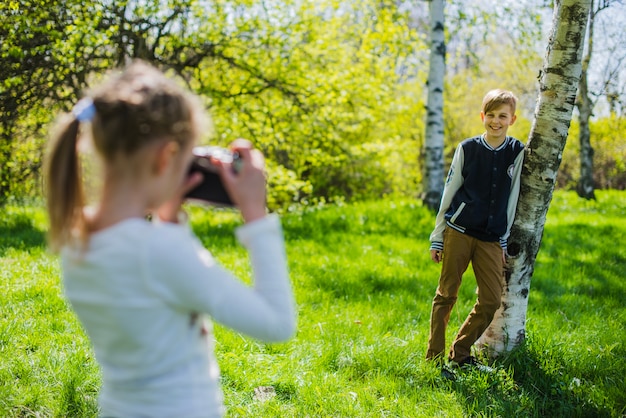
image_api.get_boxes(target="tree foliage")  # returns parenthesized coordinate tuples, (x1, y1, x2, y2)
(0, 0, 111, 200)
(1, 0, 427, 208)
(1, 0, 624, 207)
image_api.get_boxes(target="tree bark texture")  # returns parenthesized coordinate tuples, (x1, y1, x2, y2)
(477, 0, 592, 355)
(422, 0, 446, 211)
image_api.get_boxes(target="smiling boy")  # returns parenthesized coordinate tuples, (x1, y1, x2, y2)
(426, 89, 525, 370)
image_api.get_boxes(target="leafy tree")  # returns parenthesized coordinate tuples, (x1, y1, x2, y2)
(8, 0, 622, 210)
(1, 0, 65, 200)
(120, 0, 426, 205)
(0, 0, 113, 202)
(2, 0, 428, 208)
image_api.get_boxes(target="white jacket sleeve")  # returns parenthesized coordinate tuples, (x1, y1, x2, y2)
(429, 145, 464, 250)
(500, 150, 525, 249)
(147, 214, 296, 342)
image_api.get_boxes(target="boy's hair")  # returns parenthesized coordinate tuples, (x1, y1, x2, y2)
(44, 60, 205, 252)
(482, 89, 518, 115)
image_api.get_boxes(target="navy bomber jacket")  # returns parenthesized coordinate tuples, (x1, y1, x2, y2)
(430, 135, 525, 252)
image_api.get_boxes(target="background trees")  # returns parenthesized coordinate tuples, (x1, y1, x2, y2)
(0, 0, 97, 200)
(2, 0, 427, 207)
(1, 0, 625, 208)
(575, 0, 626, 200)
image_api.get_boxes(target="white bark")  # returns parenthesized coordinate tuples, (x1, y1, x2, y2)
(478, 0, 592, 355)
(422, 0, 446, 211)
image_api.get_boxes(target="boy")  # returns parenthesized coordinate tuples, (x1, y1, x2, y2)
(426, 89, 524, 369)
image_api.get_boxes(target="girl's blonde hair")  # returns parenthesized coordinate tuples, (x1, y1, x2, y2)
(482, 89, 518, 115)
(44, 61, 205, 252)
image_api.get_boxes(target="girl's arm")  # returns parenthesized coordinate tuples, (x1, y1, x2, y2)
(147, 215, 296, 342)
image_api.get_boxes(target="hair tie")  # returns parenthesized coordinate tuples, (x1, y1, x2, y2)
(73, 98, 96, 122)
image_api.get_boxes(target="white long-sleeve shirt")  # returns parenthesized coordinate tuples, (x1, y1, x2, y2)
(61, 214, 295, 418)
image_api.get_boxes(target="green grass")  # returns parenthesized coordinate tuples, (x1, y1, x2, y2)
(1, 190, 625, 417)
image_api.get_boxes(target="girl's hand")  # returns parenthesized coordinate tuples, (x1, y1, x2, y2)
(216, 139, 267, 223)
(156, 171, 203, 223)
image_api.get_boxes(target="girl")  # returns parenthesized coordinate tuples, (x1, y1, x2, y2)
(44, 61, 296, 417)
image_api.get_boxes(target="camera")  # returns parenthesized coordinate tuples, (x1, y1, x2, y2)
(185, 146, 241, 207)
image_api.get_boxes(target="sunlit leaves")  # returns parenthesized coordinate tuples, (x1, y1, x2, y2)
(4, 0, 622, 207)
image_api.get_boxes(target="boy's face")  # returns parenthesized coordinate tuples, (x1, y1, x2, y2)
(481, 104, 516, 143)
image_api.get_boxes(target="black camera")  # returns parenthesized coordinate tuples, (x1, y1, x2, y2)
(185, 146, 241, 207)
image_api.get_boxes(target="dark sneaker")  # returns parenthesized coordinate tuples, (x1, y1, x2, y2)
(440, 364, 457, 381)
(450, 356, 494, 373)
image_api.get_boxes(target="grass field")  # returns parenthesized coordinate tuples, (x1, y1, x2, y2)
(1, 190, 625, 417)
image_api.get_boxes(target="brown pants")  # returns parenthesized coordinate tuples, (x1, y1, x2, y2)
(426, 227, 504, 363)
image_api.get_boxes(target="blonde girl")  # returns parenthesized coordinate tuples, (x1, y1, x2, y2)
(44, 61, 295, 417)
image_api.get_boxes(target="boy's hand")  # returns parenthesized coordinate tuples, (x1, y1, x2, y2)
(431, 250, 443, 263)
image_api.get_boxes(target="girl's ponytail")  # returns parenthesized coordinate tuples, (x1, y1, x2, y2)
(44, 62, 205, 251)
(44, 113, 86, 253)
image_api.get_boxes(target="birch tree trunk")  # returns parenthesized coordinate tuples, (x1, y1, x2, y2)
(477, 0, 592, 355)
(576, 0, 605, 200)
(422, 0, 446, 211)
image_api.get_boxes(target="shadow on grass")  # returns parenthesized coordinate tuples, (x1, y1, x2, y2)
(535, 223, 626, 301)
(0, 211, 47, 255)
(506, 343, 613, 417)
(438, 343, 615, 418)
(436, 220, 625, 416)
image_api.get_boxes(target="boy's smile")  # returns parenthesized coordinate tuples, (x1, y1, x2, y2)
(481, 104, 516, 146)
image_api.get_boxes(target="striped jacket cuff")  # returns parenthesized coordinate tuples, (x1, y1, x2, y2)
(430, 241, 444, 251)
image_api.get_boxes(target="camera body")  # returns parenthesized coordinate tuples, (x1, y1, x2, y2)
(185, 146, 241, 207)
